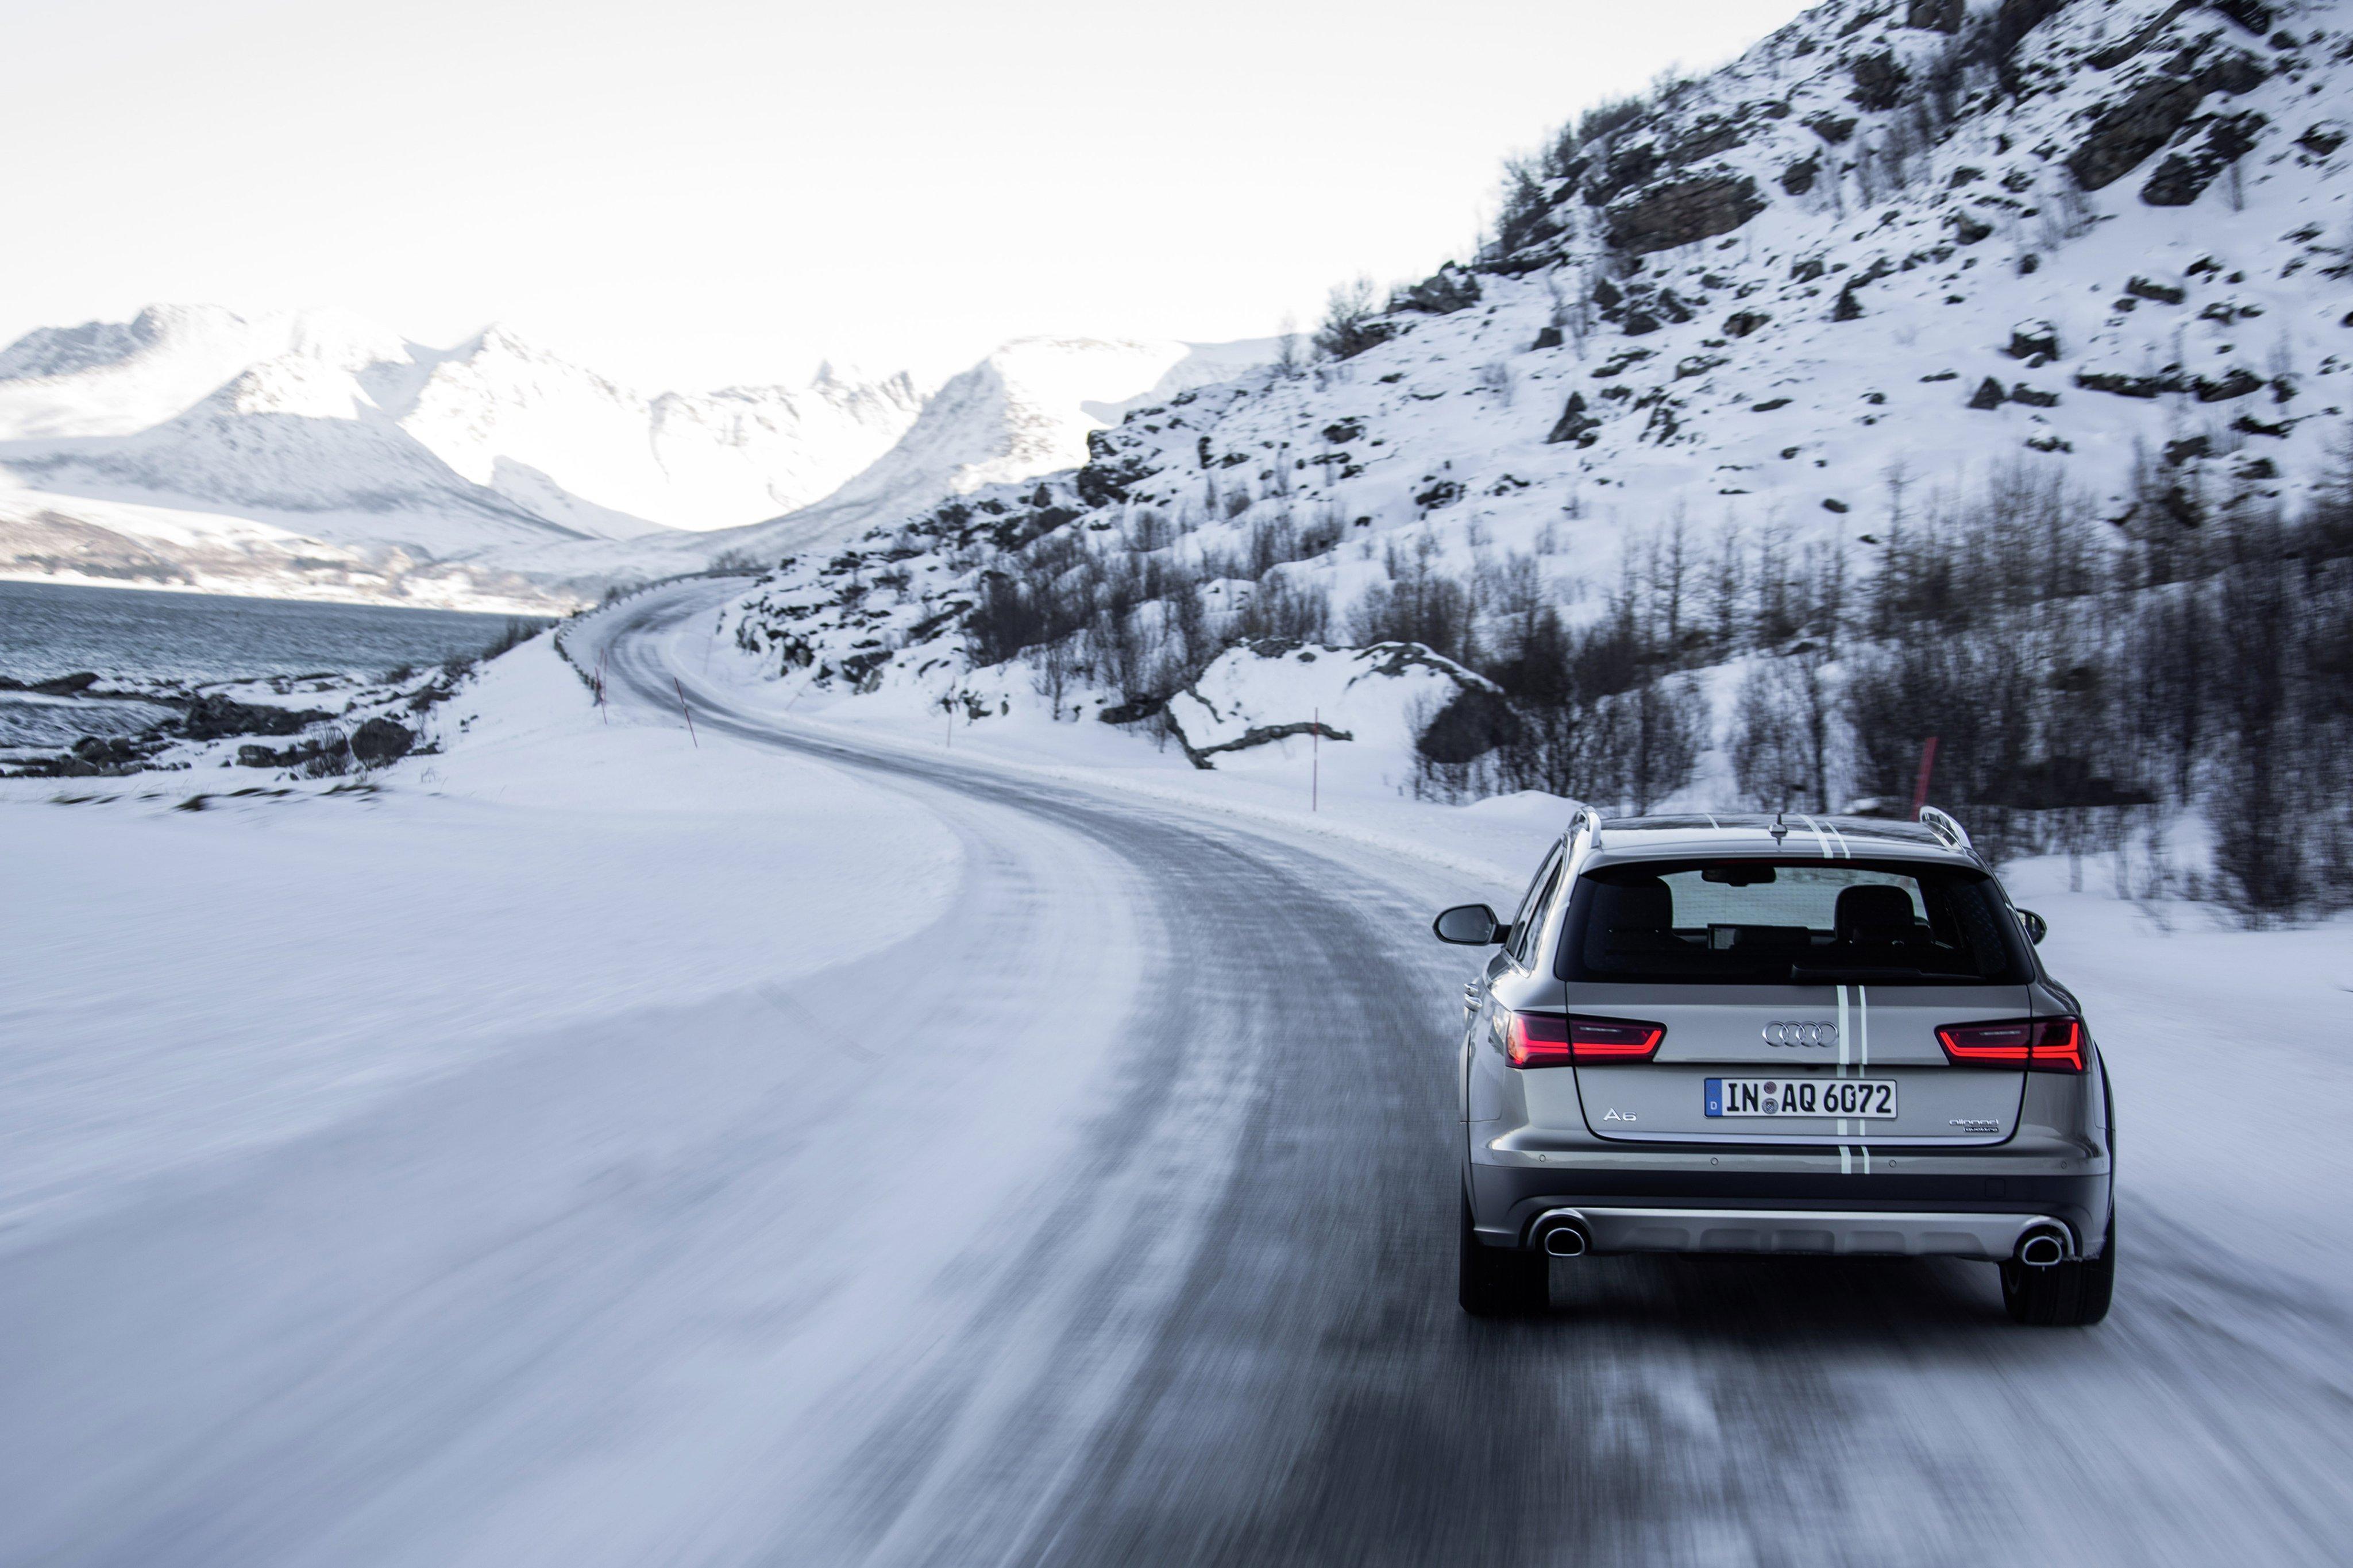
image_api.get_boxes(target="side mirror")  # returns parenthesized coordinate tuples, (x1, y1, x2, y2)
(1434, 903, 1506, 945)
(2019, 909, 2047, 945)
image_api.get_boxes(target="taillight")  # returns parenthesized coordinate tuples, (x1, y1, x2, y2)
(1502, 1011, 1664, 1067)
(1936, 1016, 2085, 1073)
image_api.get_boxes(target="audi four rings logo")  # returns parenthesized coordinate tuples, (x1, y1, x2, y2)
(1762, 1020, 1838, 1047)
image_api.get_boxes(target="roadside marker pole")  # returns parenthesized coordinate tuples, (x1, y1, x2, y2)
(674, 676, 699, 747)
(1312, 707, 1320, 813)
(1910, 735, 1939, 820)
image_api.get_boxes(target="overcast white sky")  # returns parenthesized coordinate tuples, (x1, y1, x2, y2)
(3, 0, 1809, 392)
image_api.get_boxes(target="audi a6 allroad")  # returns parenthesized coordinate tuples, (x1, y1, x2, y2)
(1435, 808, 2115, 1326)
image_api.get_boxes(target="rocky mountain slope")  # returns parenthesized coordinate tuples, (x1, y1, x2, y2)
(720, 0, 2353, 760)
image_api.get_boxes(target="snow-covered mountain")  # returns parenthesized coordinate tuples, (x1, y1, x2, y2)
(670, 335, 1281, 562)
(0, 304, 924, 542)
(719, 0, 2353, 774)
(0, 305, 1272, 608)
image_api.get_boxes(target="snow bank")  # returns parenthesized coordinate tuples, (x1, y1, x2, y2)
(0, 635, 962, 1244)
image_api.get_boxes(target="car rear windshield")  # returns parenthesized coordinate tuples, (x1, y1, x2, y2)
(1554, 859, 2034, 986)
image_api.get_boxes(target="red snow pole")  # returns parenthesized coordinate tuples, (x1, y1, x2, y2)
(1910, 735, 1939, 820)
(674, 677, 699, 748)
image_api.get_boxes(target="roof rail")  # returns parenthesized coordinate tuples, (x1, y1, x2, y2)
(1575, 805, 1605, 849)
(1916, 805, 1972, 850)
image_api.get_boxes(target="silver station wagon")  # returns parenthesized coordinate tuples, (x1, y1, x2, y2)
(1436, 808, 2115, 1325)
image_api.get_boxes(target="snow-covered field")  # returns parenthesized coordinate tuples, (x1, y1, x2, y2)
(5, 584, 2350, 1566)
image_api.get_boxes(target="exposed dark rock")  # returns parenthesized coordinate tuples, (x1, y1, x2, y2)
(1655, 288, 1695, 324)
(1592, 347, 1654, 377)
(2076, 369, 2181, 397)
(2165, 434, 2212, 465)
(2209, 0, 2272, 35)
(1850, 53, 1910, 113)
(1993, 0, 2069, 63)
(2088, 1, 2197, 69)
(2010, 384, 2061, 407)
(1905, 0, 1964, 32)
(182, 694, 333, 740)
(1545, 392, 1603, 447)
(1530, 325, 1564, 350)
(31, 671, 101, 696)
(1791, 257, 1826, 283)
(1669, 118, 1746, 164)
(1805, 114, 1857, 144)
(2300, 121, 2347, 156)
(1583, 142, 1661, 206)
(1603, 175, 1766, 254)
(2201, 49, 2269, 95)
(2234, 412, 2289, 437)
(1722, 310, 1770, 338)
(1822, 499, 1850, 514)
(2008, 319, 2060, 359)
(1780, 157, 1820, 195)
(1414, 687, 1521, 766)
(2194, 367, 2265, 401)
(1321, 419, 1364, 445)
(1414, 478, 1464, 510)
(1074, 430, 1154, 507)
(2210, 110, 2266, 161)
(1096, 694, 1165, 726)
(349, 717, 415, 766)
(2144, 110, 2269, 202)
(1591, 277, 1623, 310)
(236, 735, 350, 771)
(1622, 310, 1662, 335)
(1391, 264, 1482, 315)
(68, 735, 163, 769)
(1832, 282, 1865, 321)
(1951, 212, 1995, 245)
(2238, 455, 2278, 479)
(1750, 397, 1793, 412)
(1969, 377, 2008, 409)
(2126, 275, 2186, 303)
(1176, 716, 1357, 771)
(2067, 77, 2209, 191)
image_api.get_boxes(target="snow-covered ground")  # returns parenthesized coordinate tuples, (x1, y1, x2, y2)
(5, 584, 2351, 1567)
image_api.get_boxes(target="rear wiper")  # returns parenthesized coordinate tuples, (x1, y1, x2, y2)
(1789, 965, 1932, 983)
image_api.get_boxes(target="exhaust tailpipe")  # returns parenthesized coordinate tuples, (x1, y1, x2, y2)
(1540, 1222, 1589, 1258)
(2016, 1225, 2067, 1268)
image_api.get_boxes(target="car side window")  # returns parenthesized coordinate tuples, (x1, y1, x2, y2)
(1509, 859, 1564, 968)
(1505, 847, 1561, 956)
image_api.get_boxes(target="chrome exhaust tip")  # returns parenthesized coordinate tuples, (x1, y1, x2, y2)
(2016, 1226, 2067, 1268)
(1540, 1222, 1589, 1258)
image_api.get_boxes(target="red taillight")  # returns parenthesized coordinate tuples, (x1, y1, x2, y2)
(1936, 1016, 2085, 1073)
(1503, 1011, 1664, 1067)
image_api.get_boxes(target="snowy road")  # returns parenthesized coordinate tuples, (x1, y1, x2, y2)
(7, 582, 2350, 1566)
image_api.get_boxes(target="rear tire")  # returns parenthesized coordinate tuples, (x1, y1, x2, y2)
(1459, 1191, 1549, 1316)
(2001, 1206, 2116, 1326)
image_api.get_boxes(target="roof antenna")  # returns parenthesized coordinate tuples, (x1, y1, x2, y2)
(1769, 809, 1789, 844)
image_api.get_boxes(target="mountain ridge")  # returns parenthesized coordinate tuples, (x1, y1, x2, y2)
(0, 306, 1271, 609)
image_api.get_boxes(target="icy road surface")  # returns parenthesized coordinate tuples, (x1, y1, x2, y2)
(5, 580, 2350, 1567)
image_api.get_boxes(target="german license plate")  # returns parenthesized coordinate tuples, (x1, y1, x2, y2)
(1706, 1077, 1896, 1118)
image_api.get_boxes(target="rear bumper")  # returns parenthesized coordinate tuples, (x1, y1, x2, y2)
(1471, 1163, 2109, 1257)
(1526, 1206, 2083, 1261)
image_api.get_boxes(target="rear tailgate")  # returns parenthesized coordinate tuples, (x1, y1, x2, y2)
(1568, 983, 2030, 1146)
